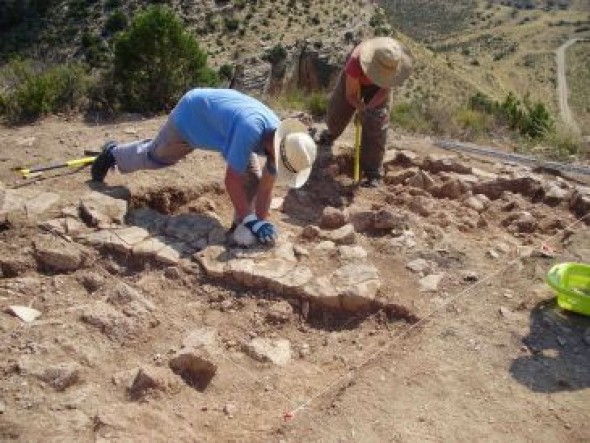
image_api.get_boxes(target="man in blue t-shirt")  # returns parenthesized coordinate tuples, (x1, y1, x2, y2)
(91, 88, 317, 245)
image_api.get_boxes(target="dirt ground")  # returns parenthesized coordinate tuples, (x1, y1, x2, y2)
(0, 114, 589, 442)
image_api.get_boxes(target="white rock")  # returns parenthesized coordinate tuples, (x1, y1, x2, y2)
(5, 306, 41, 323)
(406, 258, 430, 273)
(232, 224, 257, 247)
(419, 274, 444, 292)
(338, 245, 368, 260)
(244, 338, 292, 366)
(314, 241, 336, 251)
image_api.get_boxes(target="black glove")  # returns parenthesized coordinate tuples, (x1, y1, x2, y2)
(242, 214, 278, 244)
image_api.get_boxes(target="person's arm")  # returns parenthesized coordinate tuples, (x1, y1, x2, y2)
(366, 87, 390, 109)
(225, 165, 251, 221)
(254, 165, 276, 220)
(345, 74, 366, 112)
(228, 161, 277, 245)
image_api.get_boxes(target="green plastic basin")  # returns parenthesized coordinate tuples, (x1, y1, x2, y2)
(546, 262, 590, 317)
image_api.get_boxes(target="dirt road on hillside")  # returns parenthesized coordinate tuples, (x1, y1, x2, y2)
(556, 38, 581, 134)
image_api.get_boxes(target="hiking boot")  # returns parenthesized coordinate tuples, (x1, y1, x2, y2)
(91, 141, 117, 182)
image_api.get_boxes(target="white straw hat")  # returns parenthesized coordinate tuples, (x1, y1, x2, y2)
(359, 37, 413, 88)
(273, 118, 317, 189)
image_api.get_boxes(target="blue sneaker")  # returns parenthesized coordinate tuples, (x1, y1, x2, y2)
(91, 141, 117, 182)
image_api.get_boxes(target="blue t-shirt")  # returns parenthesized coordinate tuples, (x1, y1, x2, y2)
(170, 88, 280, 173)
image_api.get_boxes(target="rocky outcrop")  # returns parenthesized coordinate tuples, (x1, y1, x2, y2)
(232, 38, 353, 95)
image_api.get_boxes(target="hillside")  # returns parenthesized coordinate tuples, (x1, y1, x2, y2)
(1, 0, 589, 139)
(381, 0, 590, 129)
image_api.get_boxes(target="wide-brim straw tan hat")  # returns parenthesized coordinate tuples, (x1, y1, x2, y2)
(273, 118, 317, 189)
(359, 37, 413, 88)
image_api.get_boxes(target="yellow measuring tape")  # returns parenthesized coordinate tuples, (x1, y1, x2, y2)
(353, 113, 362, 184)
(17, 156, 96, 178)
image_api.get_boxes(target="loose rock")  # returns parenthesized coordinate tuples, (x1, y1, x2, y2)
(374, 208, 407, 230)
(321, 223, 356, 245)
(5, 306, 41, 323)
(34, 234, 88, 273)
(320, 206, 349, 230)
(79, 191, 127, 228)
(223, 403, 237, 418)
(301, 225, 321, 240)
(338, 245, 368, 260)
(80, 301, 138, 341)
(244, 338, 292, 366)
(266, 301, 294, 324)
(128, 366, 180, 399)
(419, 274, 444, 292)
(37, 362, 81, 391)
(77, 271, 104, 292)
(169, 328, 219, 391)
(406, 258, 430, 274)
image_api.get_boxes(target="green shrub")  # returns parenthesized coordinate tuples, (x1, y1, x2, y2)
(262, 44, 287, 64)
(0, 0, 61, 29)
(224, 17, 240, 32)
(499, 92, 524, 130)
(0, 60, 89, 123)
(104, 10, 128, 34)
(305, 92, 328, 118)
(218, 64, 234, 81)
(453, 108, 493, 138)
(269, 88, 305, 112)
(468, 91, 553, 139)
(543, 129, 581, 159)
(112, 5, 218, 113)
(468, 91, 495, 113)
(80, 32, 108, 67)
(390, 101, 432, 133)
(520, 99, 553, 139)
(105, 0, 122, 9)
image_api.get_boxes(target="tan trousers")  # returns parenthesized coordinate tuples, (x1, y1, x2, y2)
(112, 117, 262, 210)
(326, 70, 391, 178)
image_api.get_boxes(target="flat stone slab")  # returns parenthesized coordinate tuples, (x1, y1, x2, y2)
(127, 207, 169, 233)
(0, 189, 60, 218)
(164, 213, 222, 243)
(195, 245, 382, 312)
(132, 236, 182, 265)
(303, 264, 381, 311)
(79, 227, 150, 254)
(34, 234, 88, 272)
(79, 191, 128, 228)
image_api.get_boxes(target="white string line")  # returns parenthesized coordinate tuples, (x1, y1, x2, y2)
(210, 340, 330, 429)
(286, 212, 590, 418)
